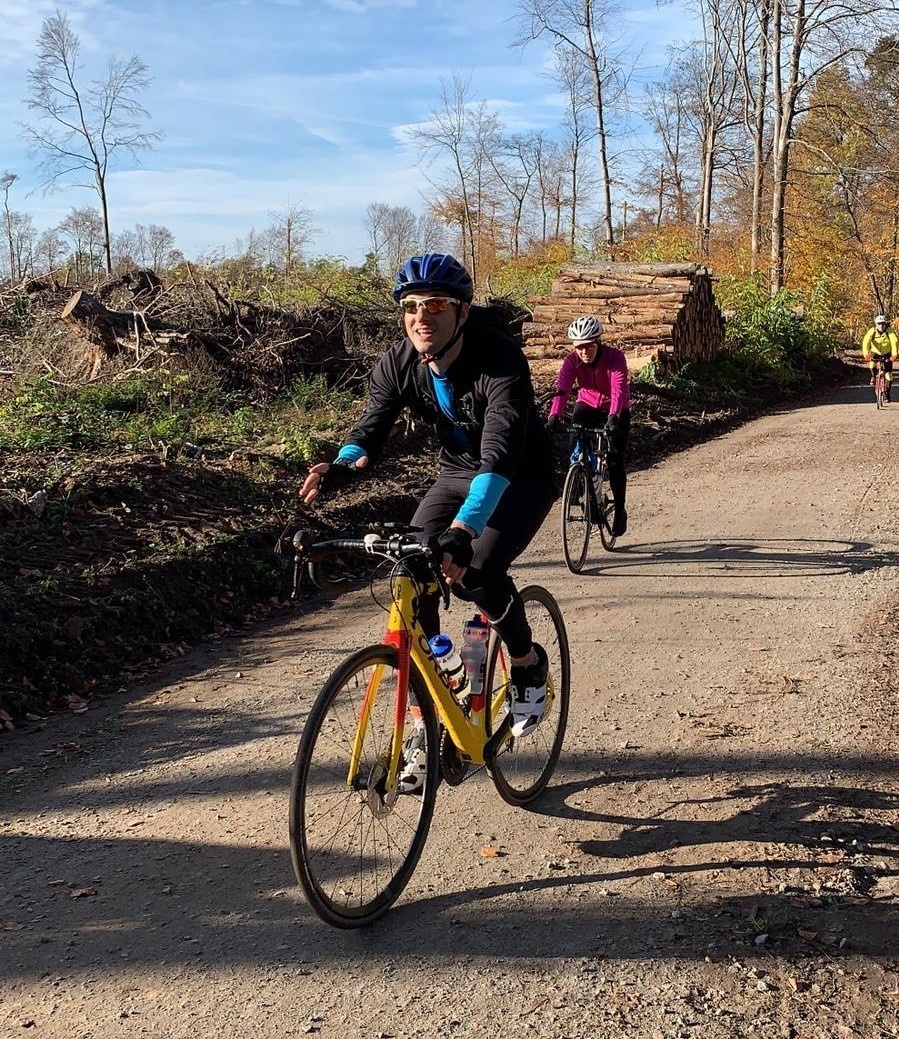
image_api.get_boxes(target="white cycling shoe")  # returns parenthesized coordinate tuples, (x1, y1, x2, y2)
(509, 643, 548, 737)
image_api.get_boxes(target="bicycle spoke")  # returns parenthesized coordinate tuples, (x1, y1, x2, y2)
(487, 586, 570, 806)
(562, 462, 591, 572)
(290, 646, 438, 927)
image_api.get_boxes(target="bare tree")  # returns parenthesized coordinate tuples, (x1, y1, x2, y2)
(112, 228, 140, 270)
(143, 224, 176, 271)
(2, 173, 18, 282)
(35, 227, 67, 277)
(555, 44, 594, 249)
(8, 212, 37, 280)
(687, 0, 743, 255)
(58, 205, 104, 281)
(640, 78, 695, 227)
(485, 132, 543, 258)
(416, 75, 506, 286)
(515, 0, 634, 254)
(724, 0, 773, 271)
(765, 0, 899, 292)
(365, 202, 389, 268)
(365, 203, 419, 274)
(266, 203, 317, 274)
(22, 10, 160, 276)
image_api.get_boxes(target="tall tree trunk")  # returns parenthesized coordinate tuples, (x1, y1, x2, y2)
(696, 125, 716, 256)
(97, 169, 112, 275)
(583, 0, 615, 254)
(750, 0, 771, 273)
(769, 0, 786, 293)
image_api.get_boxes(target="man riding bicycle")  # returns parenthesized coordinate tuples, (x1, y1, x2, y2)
(545, 316, 631, 537)
(299, 253, 557, 743)
(862, 314, 898, 403)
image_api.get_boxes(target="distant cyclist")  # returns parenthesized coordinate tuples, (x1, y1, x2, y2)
(545, 316, 631, 537)
(299, 253, 557, 741)
(861, 314, 898, 403)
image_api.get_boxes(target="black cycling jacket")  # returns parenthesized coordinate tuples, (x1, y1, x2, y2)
(344, 316, 554, 484)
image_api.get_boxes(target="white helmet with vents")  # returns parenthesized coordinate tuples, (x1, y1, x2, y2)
(567, 315, 604, 341)
(875, 314, 888, 324)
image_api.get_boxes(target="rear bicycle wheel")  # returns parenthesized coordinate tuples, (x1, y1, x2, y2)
(561, 462, 591, 573)
(595, 467, 618, 551)
(485, 585, 570, 807)
(289, 645, 439, 928)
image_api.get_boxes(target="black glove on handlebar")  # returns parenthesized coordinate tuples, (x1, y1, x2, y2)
(437, 526, 474, 569)
(545, 414, 560, 435)
(604, 414, 619, 435)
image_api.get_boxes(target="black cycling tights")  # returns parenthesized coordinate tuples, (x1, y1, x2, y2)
(572, 402, 630, 511)
(411, 471, 556, 658)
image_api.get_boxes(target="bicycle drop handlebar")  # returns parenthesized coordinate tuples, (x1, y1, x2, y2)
(292, 525, 450, 601)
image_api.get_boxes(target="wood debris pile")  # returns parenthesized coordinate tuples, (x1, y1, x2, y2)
(6, 269, 399, 399)
(522, 262, 725, 367)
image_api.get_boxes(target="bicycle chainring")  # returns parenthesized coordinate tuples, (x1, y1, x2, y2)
(439, 728, 469, 786)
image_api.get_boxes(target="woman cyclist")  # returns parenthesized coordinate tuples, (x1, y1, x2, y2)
(545, 315, 631, 537)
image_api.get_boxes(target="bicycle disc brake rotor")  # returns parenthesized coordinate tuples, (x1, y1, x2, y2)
(365, 755, 399, 817)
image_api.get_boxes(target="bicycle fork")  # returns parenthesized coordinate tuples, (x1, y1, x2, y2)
(346, 628, 412, 794)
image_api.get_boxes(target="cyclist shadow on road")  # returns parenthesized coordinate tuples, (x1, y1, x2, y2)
(521, 537, 899, 579)
(386, 757, 898, 961)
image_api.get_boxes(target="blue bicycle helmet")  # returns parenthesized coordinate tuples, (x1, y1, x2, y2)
(393, 253, 474, 303)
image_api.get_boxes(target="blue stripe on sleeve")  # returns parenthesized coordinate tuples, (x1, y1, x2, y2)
(456, 472, 510, 535)
(336, 444, 367, 464)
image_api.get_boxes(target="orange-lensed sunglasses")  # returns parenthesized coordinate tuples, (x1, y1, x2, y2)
(399, 296, 461, 315)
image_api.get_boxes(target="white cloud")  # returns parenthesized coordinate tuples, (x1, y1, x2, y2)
(0, 0, 108, 67)
(0, 0, 704, 263)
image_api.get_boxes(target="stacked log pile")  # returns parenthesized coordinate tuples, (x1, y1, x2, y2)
(522, 262, 724, 367)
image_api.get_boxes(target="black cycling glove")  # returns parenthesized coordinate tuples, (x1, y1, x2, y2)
(437, 526, 474, 569)
(320, 457, 358, 493)
(545, 414, 560, 435)
(604, 414, 619, 435)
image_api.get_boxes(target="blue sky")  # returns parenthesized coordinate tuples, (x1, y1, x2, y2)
(1, 0, 695, 265)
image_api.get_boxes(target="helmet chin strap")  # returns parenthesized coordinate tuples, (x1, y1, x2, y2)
(419, 311, 465, 365)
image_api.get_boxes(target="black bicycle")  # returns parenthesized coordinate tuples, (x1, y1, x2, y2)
(561, 424, 617, 572)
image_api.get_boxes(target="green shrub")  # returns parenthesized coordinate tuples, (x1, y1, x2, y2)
(715, 275, 840, 388)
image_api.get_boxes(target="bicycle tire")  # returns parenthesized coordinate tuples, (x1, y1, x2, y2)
(485, 585, 570, 807)
(289, 644, 439, 928)
(561, 463, 591, 573)
(595, 464, 618, 551)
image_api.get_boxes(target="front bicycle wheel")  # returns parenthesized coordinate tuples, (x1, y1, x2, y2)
(485, 585, 570, 807)
(561, 463, 591, 573)
(289, 645, 439, 928)
(876, 382, 885, 409)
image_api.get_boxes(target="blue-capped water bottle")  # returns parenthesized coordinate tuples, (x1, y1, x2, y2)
(429, 634, 468, 699)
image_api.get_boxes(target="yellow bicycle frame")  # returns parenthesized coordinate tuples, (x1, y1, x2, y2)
(346, 572, 509, 789)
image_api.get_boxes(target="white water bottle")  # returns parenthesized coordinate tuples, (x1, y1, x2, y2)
(429, 634, 468, 698)
(460, 614, 490, 698)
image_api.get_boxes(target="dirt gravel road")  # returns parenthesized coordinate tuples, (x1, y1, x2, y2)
(3, 384, 898, 1039)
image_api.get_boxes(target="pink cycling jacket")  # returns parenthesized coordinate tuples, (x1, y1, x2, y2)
(548, 345, 631, 419)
